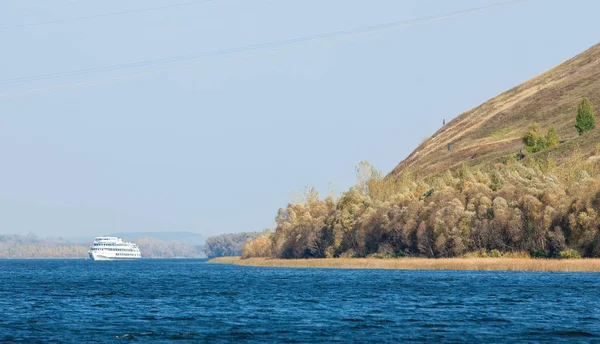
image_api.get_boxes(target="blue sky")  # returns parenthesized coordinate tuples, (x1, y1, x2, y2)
(1, 0, 598, 237)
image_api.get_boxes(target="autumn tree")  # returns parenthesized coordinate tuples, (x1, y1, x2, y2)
(522, 123, 547, 153)
(355, 161, 381, 195)
(242, 231, 273, 258)
(523, 124, 560, 153)
(241, 152, 600, 259)
(546, 126, 560, 147)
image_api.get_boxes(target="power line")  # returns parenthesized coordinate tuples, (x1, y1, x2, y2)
(0, 0, 528, 88)
(0, 0, 220, 31)
(0, 70, 159, 99)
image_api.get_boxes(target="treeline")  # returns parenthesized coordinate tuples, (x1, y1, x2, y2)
(0, 234, 204, 258)
(135, 237, 204, 258)
(203, 232, 262, 258)
(243, 151, 600, 259)
(0, 234, 87, 258)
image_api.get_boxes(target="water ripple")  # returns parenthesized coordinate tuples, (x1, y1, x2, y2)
(1, 259, 599, 343)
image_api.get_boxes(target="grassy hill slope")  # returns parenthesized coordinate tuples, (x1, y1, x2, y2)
(390, 43, 600, 178)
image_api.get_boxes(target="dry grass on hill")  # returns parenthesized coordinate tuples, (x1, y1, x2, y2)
(391, 43, 600, 178)
(209, 257, 600, 272)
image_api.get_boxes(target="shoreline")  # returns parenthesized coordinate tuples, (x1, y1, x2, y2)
(208, 257, 600, 272)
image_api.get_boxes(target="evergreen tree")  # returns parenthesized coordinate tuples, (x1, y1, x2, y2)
(575, 97, 596, 135)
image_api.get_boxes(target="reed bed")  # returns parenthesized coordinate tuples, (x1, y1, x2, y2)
(208, 256, 242, 264)
(210, 257, 600, 272)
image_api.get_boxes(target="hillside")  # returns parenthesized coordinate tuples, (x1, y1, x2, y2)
(390, 43, 600, 178)
(241, 42, 600, 260)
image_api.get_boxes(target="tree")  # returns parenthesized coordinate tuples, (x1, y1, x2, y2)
(203, 232, 262, 258)
(575, 97, 596, 135)
(242, 231, 273, 258)
(545, 126, 560, 148)
(355, 161, 381, 195)
(522, 123, 547, 153)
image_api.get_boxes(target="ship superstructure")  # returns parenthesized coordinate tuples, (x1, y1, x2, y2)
(88, 237, 141, 260)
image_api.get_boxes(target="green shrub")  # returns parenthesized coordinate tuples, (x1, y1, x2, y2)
(522, 124, 560, 153)
(559, 249, 581, 259)
(530, 249, 549, 259)
(489, 249, 502, 257)
(546, 126, 560, 147)
(523, 123, 547, 153)
(420, 188, 434, 200)
(369, 252, 405, 259)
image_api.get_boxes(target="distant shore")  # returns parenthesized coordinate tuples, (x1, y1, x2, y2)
(0, 257, 87, 260)
(208, 257, 600, 272)
(0, 256, 206, 260)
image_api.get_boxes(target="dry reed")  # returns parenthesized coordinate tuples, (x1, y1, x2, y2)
(208, 256, 242, 264)
(210, 257, 600, 272)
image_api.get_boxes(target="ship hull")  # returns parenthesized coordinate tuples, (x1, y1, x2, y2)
(89, 252, 141, 261)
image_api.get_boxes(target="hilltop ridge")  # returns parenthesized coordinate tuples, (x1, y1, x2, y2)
(390, 43, 600, 178)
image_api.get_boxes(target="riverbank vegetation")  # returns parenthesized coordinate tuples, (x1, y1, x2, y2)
(203, 232, 262, 258)
(243, 147, 600, 260)
(209, 256, 242, 264)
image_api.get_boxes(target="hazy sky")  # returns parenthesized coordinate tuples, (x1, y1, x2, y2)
(1, 0, 598, 237)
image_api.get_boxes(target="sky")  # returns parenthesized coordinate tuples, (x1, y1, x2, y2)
(1, 0, 599, 238)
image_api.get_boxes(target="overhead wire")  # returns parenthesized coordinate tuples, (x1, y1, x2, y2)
(0, 0, 220, 30)
(0, 0, 529, 98)
(0, 70, 162, 100)
(0, 0, 528, 86)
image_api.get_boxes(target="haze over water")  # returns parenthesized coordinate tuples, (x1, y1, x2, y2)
(1, 259, 598, 343)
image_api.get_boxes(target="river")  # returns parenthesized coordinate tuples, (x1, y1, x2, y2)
(1, 259, 598, 342)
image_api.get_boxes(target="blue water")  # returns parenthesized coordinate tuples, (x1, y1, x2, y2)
(0, 260, 599, 343)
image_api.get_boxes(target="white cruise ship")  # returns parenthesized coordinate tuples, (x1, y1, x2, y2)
(88, 237, 142, 260)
